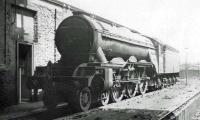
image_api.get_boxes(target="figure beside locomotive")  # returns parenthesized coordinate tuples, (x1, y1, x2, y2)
(29, 11, 179, 112)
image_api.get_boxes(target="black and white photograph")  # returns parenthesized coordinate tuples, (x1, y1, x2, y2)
(0, 0, 200, 119)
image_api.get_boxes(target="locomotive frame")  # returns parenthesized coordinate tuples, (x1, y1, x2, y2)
(29, 11, 179, 112)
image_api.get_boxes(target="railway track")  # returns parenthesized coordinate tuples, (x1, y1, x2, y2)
(57, 80, 200, 120)
(8, 79, 200, 120)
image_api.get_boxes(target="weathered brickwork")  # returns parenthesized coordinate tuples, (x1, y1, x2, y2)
(0, 0, 74, 106)
(29, 0, 73, 68)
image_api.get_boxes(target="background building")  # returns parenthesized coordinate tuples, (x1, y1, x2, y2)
(0, 0, 83, 108)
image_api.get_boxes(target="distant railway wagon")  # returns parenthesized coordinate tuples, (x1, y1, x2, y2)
(30, 11, 179, 112)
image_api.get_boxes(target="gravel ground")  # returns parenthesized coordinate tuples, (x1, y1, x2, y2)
(61, 78, 200, 120)
(0, 101, 44, 120)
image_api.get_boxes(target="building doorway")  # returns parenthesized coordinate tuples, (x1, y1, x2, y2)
(17, 43, 33, 103)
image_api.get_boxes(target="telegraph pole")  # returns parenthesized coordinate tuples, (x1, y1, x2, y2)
(198, 62, 200, 79)
(185, 48, 188, 85)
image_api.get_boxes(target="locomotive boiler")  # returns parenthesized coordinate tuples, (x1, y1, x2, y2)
(30, 11, 179, 112)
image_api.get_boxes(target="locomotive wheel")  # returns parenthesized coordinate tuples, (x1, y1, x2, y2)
(163, 78, 167, 88)
(77, 87, 92, 112)
(153, 80, 158, 90)
(139, 81, 148, 95)
(127, 83, 138, 98)
(100, 90, 110, 106)
(111, 86, 124, 102)
(153, 82, 157, 90)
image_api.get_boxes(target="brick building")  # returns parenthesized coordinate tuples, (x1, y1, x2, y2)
(0, 0, 83, 107)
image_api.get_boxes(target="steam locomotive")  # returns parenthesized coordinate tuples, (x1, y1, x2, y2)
(30, 11, 179, 112)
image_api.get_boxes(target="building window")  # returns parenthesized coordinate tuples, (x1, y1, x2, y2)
(23, 15, 34, 41)
(16, 14, 22, 28)
(15, 8, 37, 43)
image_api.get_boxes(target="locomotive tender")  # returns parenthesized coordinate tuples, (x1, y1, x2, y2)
(30, 11, 179, 112)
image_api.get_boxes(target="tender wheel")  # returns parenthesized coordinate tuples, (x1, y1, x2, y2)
(139, 81, 148, 95)
(111, 85, 124, 102)
(127, 83, 138, 98)
(153, 80, 158, 90)
(100, 91, 110, 106)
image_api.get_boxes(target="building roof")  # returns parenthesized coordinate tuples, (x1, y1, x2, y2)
(43, 0, 139, 33)
(43, 0, 179, 51)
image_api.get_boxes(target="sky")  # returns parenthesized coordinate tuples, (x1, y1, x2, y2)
(60, 0, 200, 64)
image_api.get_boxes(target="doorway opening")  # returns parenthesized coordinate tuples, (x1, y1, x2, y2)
(18, 43, 32, 103)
